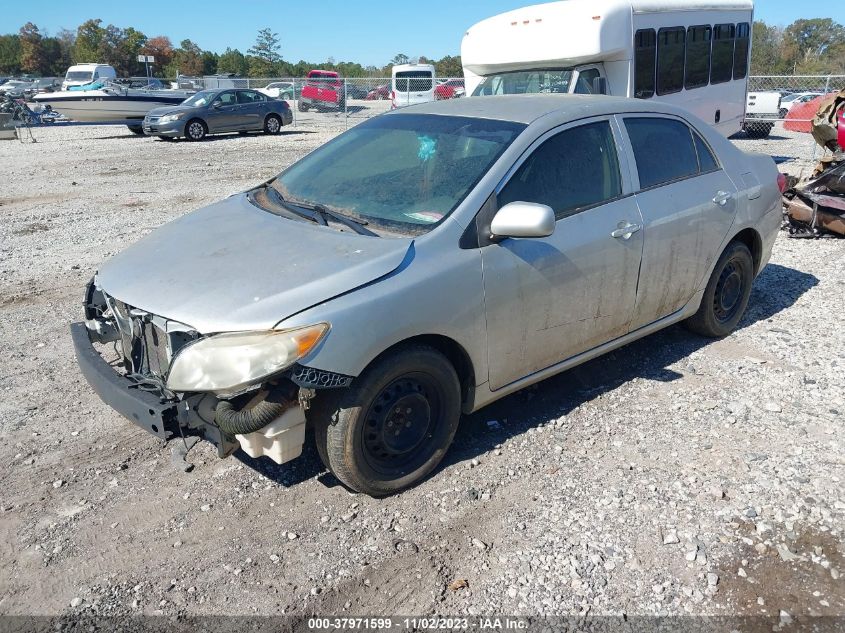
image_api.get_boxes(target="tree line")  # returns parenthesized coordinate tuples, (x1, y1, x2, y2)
(752, 18, 845, 75)
(1, 17, 842, 80)
(0, 21, 464, 79)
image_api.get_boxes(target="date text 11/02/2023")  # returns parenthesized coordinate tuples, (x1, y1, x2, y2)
(306, 617, 529, 630)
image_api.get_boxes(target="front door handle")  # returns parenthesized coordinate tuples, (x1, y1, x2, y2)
(611, 222, 642, 239)
(713, 190, 733, 206)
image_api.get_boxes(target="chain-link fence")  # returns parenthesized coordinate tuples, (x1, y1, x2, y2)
(158, 74, 843, 134)
(159, 76, 466, 130)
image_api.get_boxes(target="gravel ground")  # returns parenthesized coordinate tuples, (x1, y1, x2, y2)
(0, 119, 842, 623)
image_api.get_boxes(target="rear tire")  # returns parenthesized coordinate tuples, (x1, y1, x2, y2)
(684, 241, 753, 338)
(127, 125, 144, 135)
(744, 122, 772, 139)
(298, 101, 309, 112)
(184, 118, 207, 141)
(311, 345, 461, 496)
(263, 113, 282, 135)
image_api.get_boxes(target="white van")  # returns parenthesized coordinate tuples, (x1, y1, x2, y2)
(392, 63, 436, 109)
(62, 64, 117, 90)
(461, 0, 753, 137)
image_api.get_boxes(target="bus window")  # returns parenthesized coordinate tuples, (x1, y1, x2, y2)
(685, 25, 712, 90)
(657, 27, 686, 96)
(733, 22, 750, 79)
(634, 29, 656, 99)
(711, 24, 735, 84)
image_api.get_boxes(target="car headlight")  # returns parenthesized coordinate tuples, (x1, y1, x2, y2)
(166, 323, 329, 394)
(159, 113, 184, 123)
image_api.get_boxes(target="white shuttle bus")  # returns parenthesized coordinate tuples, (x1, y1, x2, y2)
(461, 0, 753, 137)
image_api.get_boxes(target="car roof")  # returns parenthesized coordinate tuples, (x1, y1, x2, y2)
(390, 94, 697, 125)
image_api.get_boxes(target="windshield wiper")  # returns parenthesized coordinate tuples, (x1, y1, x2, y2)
(263, 185, 378, 237)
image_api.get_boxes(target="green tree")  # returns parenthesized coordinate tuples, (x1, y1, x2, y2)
(434, 55, 462, 77)
(0, 34, 21, 74)
(73, 18, 104, 63)
(19, 22, 45, 74)
(217, 47, 248, 75)
(750, 21, 784, 75)
(248, 28, 281, 64)
(202, 50, 218, 75)
(391, 53, 409, 65)
(781, 18, 845, 73)
(165, 39, 204, 77)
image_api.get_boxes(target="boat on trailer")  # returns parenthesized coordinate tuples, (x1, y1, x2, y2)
(32, 81, 195, 128)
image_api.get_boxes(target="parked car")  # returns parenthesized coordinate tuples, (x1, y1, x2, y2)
(73, 95, 782, 495)
(779, 92, 824, 118)
(299, 70, 344, 111)
(0, 80, 34, 99)
(366, 83, 390, 100)
(435, 78, 466, 100)
(344, 82, 369, 100)
(142, 88, 292, 140)
(258, 82, 295, 100)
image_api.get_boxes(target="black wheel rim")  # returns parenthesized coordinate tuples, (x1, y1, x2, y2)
(713, 259, 744, 323)
(361, 373, 442, 477)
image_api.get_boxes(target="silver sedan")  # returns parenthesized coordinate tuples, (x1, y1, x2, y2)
(73, 95, 782, 495)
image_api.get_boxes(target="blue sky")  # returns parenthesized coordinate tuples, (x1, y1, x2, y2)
(6, 0, 844, 67)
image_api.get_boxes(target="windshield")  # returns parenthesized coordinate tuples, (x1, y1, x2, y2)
(65, 71, 94, 82)
(270, 113, 525, 234)
(181, 90, 216, 107)
(473, 69, 574, 96)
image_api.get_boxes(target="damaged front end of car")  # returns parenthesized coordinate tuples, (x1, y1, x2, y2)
(71, 278, 351, 465)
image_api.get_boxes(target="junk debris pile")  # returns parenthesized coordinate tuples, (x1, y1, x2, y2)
(783, 89, 845, 238)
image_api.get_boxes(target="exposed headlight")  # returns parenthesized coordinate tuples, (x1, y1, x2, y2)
(166, 323, 329, 394)
(159, 113, 184, 123)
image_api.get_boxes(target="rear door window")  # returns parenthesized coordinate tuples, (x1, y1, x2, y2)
(498, 121, 622, 219)
(395, 71, 433, 92)
(237, 90, 264, 103)
(624, 117, 700, 189)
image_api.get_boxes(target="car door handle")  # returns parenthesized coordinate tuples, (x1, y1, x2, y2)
(611, 223, 642, 239)
(713, 190, 733, 206)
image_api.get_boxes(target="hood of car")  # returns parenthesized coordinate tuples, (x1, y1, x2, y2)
(147, 104, 196, 117)
(96, 192, 413, 334)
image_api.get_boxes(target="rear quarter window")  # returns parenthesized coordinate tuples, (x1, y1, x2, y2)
(624, 117, 700, 189)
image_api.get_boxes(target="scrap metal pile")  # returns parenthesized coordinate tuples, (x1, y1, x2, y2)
(783, 89, 845, 237)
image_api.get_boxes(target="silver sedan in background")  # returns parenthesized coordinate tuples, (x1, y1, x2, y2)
(74, 95, 782, 495)
(143, 88, 293, 140)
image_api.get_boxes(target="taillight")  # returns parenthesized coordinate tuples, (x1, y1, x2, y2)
(777, 172, 787, 193)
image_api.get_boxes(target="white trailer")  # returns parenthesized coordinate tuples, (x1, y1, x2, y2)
(461, 0, 753, 137)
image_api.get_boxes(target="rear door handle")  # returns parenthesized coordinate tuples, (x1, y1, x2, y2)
(713, 191, 733, 206)
(611, 223, 642, 239)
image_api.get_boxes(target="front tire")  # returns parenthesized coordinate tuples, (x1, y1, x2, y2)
(312, 346, 461, 496)
(684, 241, 754, 338)
(127, 125, 144, 135)
(184, 118, 207, 141)
(263, 113, 282, 134)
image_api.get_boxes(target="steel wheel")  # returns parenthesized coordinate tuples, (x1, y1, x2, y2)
(361, 374, 443, 476)
(312, 345, 461, 496)
(684, 241, 753, 338)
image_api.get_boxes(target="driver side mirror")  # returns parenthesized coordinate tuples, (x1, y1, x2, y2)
(490, 202, 555, 240)
(211, 101, 222, 109)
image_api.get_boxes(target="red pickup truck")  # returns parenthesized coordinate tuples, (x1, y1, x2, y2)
(299, 70, 345, 112)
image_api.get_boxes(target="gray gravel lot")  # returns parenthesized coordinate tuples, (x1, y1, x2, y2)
(0, 119, 842, 622)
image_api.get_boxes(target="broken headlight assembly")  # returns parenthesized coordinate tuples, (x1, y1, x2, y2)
(165, 323, 329, 395)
